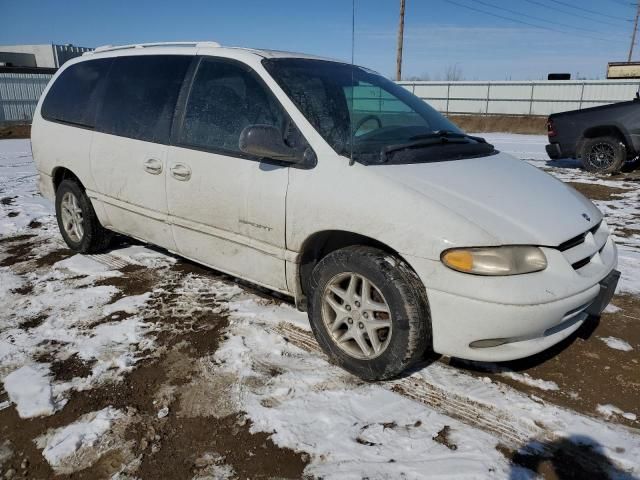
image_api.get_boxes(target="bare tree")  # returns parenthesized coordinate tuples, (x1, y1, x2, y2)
(403, 73, 431, 81)
(444, 64, 464, 81)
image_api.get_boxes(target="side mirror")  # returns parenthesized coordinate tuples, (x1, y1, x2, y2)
(239, 125, 299, 163)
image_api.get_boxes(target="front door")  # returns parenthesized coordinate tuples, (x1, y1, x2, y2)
(166, 57, 290, 292)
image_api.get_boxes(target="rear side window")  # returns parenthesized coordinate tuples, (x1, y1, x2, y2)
(97, 55, 191, 144)
(41, 59, 112, 128)
(179, 58, 285, 154)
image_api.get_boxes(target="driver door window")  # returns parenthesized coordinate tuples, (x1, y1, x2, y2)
(179, 60, 285, 155)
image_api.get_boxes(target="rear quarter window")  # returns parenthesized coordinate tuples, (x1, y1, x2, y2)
(96, 55, 192, 144)
(41, 59, 113, 128)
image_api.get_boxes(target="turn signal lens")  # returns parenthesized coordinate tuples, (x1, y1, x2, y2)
(441, 246, 547, 276)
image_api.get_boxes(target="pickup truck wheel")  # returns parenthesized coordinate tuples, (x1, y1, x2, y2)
(581, 136, 626, 174)
(55, 179, 112, 253)
(308, 246, 431, 381)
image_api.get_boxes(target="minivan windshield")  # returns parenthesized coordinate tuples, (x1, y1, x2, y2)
(263, 58, 495, 165)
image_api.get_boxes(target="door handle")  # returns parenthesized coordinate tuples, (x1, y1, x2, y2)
(170, 163, 192, 181)
(143, 158, 163, 175)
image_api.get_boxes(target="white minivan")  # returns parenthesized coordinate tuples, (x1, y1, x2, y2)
(31, 42, 619, 380)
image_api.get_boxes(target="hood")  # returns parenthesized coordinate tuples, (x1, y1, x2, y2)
(375, 152, 601, 247)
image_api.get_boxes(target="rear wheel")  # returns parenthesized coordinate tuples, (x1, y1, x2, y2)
(55, 179, 112, 253)
(581, 136, 626, 174)
(308, 246, 431, 381)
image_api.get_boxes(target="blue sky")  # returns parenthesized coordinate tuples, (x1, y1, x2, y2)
(1, 0, 636, 80)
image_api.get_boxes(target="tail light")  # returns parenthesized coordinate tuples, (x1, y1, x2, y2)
(546, 118, 557, 137)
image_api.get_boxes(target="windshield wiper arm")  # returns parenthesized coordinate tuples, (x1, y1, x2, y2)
(380, 136, 470, 163)
(409, 130, 487, 143)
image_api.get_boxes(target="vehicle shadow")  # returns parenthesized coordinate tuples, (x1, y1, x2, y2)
(508, 435, 637, 480)
(545, 158, 582, 169)
(449, 314, 601, 373)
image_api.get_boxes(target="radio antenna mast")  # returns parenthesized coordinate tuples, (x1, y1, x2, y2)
(349, 0, 356, 166)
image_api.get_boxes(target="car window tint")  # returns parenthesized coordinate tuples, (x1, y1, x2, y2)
(97, 55, 191, 143)
(180, 59, 284, 154)
(41, 59, 112, 127)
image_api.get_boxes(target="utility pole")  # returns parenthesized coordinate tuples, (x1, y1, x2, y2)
(628, 1, 640, 62)
(396, 0, 405, 81)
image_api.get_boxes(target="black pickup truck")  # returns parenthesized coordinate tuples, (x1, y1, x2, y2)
(546, 98, 640, 173)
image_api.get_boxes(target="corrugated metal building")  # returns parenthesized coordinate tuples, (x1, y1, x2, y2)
(0, 44, 92, 124)
(0, 44, 93, 68)
(0, 69, 54, 123)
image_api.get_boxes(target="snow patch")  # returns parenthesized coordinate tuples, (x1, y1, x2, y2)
(109, 245, 176, 268)
(604, 303, 621, 313)
(3, 364, 56, 418)
(103, 292, 152, 316)
(499, 371, 560, 391)
(597, 404, 637, 422)
(598, 336, 633, 352)
(37, 407, 122, 468)
(54, 255, 121, 277)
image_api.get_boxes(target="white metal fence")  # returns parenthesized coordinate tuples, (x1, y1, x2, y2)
(398, 80, 640, 116)
(2, 74, 640, 124)
(0, 72, 53, 123)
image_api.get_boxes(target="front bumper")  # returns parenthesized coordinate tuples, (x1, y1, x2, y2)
(406, 237, 618, 362)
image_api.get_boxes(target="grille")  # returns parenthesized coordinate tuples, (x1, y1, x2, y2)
(557, 221, 602, 252)
(556, 221, 608, 272)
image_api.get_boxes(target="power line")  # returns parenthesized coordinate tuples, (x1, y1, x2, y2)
(442, 0, 628, 44)
(524, 0, 627, 28)
(545, 0, 630, 21)
(472, 0, 628, 39)
(611, 0, 635, 6)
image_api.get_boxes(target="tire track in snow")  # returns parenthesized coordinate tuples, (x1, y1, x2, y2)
(272, 322, 544, 449)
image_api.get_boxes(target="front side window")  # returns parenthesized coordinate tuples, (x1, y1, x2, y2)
(263, 58, 493, 164)
(179, 58, 285, 155)
(41, 59, 112, 127)
(96, 55, 191, 143)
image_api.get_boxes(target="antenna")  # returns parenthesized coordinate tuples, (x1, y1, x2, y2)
(349, 0, 356, 166)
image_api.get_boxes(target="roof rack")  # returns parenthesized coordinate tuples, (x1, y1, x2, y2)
(86, 41, 221, 55)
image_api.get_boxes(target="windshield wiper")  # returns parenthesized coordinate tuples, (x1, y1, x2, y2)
(409, 130, 487, 143)
(380, 135, 471, 163)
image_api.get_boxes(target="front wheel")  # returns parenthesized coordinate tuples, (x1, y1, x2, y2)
(308, 246, 432, 381)
(581, 136, 626, 174)
(55, 179, 112, 253)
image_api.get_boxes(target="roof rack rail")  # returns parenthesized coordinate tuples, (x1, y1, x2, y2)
(86, 41, 221, 55)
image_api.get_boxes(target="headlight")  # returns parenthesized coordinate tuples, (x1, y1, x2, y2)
(441, 246, 547, 276)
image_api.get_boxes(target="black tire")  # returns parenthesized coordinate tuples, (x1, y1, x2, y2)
(581, 136, 626, 174)
(55, 179, 112, 253)
(308, 246, 432, 381)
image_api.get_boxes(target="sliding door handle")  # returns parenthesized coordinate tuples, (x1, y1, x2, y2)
(143, 158, 163, 175)
(170, 163, 192, 181)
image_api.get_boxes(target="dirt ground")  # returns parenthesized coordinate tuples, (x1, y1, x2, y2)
(0, 239, 309, 480)
(449, 114, 548, 135)
(0, 124, 30, 140)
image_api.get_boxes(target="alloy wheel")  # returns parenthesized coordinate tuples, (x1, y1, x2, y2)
(60, 191, 85, 243)
(586, 142, 616, 170)
(321, 272, 393, 359)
